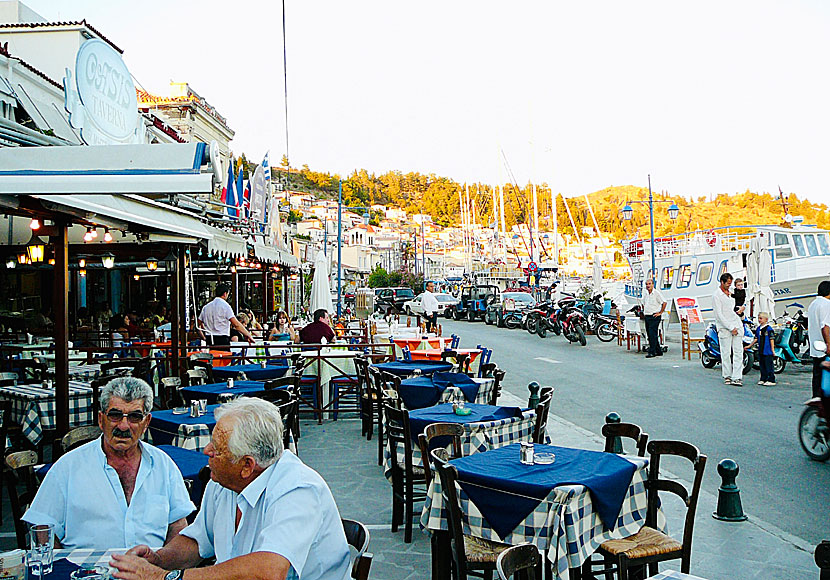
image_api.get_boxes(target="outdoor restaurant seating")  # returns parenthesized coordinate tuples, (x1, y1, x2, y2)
(532, 388, 553, 444)
(602, 422, 649, 457)
(342, 518, 373, 580)
(588, 440, 708, 580)
(187, 359, 215, 384)
(161, 376, 184, 408)
(496, 543, 542, 580)
(366, 367, 387, 465)
(186, 368, 209, 386)
(440, 350, 471, 374)
(417, 422, 464, 487)
(353, 357, 374, 438)
(60, 425, 101, 452)
(5, 450, 38, 549)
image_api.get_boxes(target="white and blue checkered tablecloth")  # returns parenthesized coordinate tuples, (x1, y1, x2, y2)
(0, 381, 94, 444)
(646, 571, 708, 580)
(420, 454, 667, 579)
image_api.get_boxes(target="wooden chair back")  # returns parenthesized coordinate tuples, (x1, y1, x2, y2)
(496, 543, 542, 580)
(264, 375, 301, 396)
(188, 359, 215, 384)
(100, 360, 137, 376)
(5, 450, 38, 549)
(186, 368, 208, 387)
(275, 397, 301, 452)
(533, 389, 554, 444)
(602, 422, 649, 457)
(418, 422, 464, 486)
(342, 518, 373, 580)
(0, 371, 18, 385)
(161, 376, 183, 408)
(479, 362, 497, 378)
(61, 425, 102, 452)
(366, 367, 387, 465)
(490, 369, 506, 406)
(435, 461, 471, 579)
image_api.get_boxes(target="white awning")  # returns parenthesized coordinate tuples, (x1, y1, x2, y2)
(34, 193, 213, 241)
(205, 225, 247, 258)
(253, 242, 299, 268)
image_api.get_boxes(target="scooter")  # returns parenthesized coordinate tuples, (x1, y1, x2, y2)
(799, 341, 830, 462)
(699, 319, 755, 375)
(538, 295, 586, 345)
(772, 324, 812, 373)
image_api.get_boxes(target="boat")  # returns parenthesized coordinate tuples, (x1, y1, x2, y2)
(622, 223, 830, 317)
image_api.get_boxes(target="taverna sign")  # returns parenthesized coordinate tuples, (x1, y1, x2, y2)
(64, 39, 142, 145)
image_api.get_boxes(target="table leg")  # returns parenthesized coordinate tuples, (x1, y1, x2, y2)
(431, 530, 451, 580)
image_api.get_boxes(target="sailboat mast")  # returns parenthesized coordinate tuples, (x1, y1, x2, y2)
(551, 189, 559, 266)
(532, 182, 540, 263)
(584, 193, 612, 264)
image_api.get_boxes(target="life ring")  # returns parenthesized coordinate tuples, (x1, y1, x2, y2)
(705, 230, 717, 247)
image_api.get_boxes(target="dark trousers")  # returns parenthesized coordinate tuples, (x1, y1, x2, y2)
(426, 312, 438, 333)
(759, 354, 775, 383)
(813, 357, 825, 398)
(645, 315, 662, 355)
(206, 334, 231, 351)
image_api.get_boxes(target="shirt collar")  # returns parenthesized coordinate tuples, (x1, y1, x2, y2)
(238, 454, 282, 508)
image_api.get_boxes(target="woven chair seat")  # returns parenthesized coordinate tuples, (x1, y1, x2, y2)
(464, 535, 511, 563)
(599, 526, 682, 560)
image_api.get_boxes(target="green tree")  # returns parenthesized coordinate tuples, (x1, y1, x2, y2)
(367, 266, 389, 288)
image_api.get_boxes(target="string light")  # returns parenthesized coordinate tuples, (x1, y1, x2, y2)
(103, 228, 113, 242)
(78, 258, 86, 268)
(83, 228, 94, 242)
(146, 258, 158, 271)
(29, 218, 40, 230)
(91, 228, 98, 239)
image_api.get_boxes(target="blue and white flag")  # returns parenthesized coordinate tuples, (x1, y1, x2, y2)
(262, 151, 271, 182)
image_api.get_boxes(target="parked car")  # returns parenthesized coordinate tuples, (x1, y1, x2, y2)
(484, 291, 537, 326)
(374, 287, 416, 313)
(450, 284, 500, 321)
(404, 293, 459, 316)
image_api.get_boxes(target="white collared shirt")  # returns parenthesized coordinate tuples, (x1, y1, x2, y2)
(421, 290, 439, 314)
(712, 288, 741, 332)
(181, 451, 350, 580)
(23, 438, 195, 550)
(199, 297, 235, 336)
(808, 295, 830, 357)
(642, 288, 666, 316)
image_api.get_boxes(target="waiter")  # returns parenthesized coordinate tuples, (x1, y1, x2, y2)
(198, 283, 255, 349)
(420, 281, 439, 333)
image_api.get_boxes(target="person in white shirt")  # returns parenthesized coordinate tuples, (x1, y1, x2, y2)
(420, 281, 440, 333)
(807, 281, 830, 398)
(712, 272, 744, 386)
(197, 283, 255, 349)
(642, 278, 667, 358)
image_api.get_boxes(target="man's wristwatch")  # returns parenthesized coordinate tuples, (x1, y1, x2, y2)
(165, 571, 183, 580)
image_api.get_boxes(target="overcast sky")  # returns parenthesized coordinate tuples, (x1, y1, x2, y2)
(24, 0, 830, 203)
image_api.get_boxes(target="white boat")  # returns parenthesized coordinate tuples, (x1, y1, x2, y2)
(622, 224, 830, 317)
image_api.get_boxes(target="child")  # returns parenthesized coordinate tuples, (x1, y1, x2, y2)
(754, 312, 776, 386)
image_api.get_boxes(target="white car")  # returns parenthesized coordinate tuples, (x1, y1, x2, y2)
(404, 293, 459, 316)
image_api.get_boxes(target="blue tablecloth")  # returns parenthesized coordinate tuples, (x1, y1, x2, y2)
(372, 360, 453, 377)
(149, 405, 220, 445)
(450, 444, 637, 539)
(398, 372, 479, 409)
(212, 363, 289, 381)
(408, 403, 524, 441)
(156, 444, 209, 506)
(180, 380, 267, 404)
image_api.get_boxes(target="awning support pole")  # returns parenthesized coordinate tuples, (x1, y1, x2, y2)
(53, 221, 69, 457)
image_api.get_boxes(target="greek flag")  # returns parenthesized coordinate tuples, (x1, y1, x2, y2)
(262, 151, 271, 182)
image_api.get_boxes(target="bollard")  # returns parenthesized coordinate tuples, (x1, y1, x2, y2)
(527, 381, 541, 410)
(712, 458, 748, 521)
(816, 540, 830, 579)
(605, 412, 623, 454)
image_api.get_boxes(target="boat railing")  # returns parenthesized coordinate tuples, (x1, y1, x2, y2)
(627, 231, 755, 259)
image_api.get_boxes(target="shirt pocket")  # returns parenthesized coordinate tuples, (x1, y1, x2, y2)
(134, 494, 171, 541)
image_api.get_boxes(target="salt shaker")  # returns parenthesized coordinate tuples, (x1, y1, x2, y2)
(227, 378, 234, 389)
(190, 402, 200, 418)
(520, 442, 535, 465)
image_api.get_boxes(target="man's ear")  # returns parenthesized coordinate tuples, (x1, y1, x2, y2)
(240, 456, 258, 479)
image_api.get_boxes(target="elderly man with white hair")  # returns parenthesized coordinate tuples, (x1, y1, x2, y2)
(23, 376, 195, 550)
(111, 397, 350, 580)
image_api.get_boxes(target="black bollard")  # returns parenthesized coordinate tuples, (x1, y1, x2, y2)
(527, 382, 541, 410)
(816, 540, 830, 579)
(605, 412, 622, 454)
(712, 458, 748, 521)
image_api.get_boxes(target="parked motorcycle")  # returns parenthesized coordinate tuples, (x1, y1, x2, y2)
(537, 295, 586, 345)
(503, 308, 526, 330)
(525, 300, 556, 336)
(699, 319, 755, 375)
(593, 311, 619, 342)
(772, 323, 812, 373)
(799, 341, 829, 462)
(582, 294, 616, 332)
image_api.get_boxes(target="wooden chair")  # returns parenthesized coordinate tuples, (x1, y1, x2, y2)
(342, 518, 373, 580)
(353, 357, 374, 439)
(366, 367, 387, 465)
(532, 388, 554, 444)
(603, 422, 649, 457)
(489, 369, 506, 406)
(275, 397, 301, 454)
(591, 440, 707, 579)
(680, 317, 704, 361)
(100, 359, 138, 376)
(496, 543, 542, 580)
(61, 425, 102, 452)
(161, 376, 184, 408)
(476, 346, 493, 377)
(616, 311, 624, 346)
(479, 362, 497, 378)
(435, 461, 510, 579)
(383, 400, 427, 543)
(188, 359, 215, 384)
(5, 450, 39, 549)
(440, 350, 471, 374)
(0, 371, 18, 386)
(186, 368, 208, 387)
(417, 422, 464, 487)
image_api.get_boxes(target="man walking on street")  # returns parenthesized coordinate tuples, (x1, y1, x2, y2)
(807, 281, 830, 398)
(420, 281, 439, 333)
(713, 273, 744, 386)
(643, 278, 667, 358)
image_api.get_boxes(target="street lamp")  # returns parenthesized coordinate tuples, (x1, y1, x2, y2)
(101, 253, 115, 269)
(620, 175, 680, 285)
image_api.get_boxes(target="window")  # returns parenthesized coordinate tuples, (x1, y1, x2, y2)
(696, 262, 714, 285)
(818, 234, 830, 255)
(775, 246, 793, 259)
(718, 260, 728, 281)
(805, 234, 819, 256)
(792, 235, 806, 257)
(677, 265, 693, 288)
(774, 233, 789, 246)
(660, 267, 674, 290)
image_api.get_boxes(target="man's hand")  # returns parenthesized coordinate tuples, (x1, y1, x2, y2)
(110, 553, 167, 580)
(731, 328, 739, 336)
(125, 545, 161, 567)
(247, 334, 256, 345)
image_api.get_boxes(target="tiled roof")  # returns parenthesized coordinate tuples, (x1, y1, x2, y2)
(0, 20, 122, 53)
(136, 87, 194, 106)
(0, 42, 61, 89)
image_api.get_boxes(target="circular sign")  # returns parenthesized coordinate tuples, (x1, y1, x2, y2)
(74, 39, 138, 143)
(527, 261, 538, 272)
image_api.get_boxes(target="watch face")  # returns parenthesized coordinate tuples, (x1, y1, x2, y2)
(164, 571, 182, 580)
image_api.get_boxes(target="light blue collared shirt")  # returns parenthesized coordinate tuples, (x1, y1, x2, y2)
(23, 437, 195, 550)
(181, 450, 350, 580)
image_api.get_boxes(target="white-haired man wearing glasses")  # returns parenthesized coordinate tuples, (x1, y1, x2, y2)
(23, 377, 195, 550)
(111, 397, 350, 580)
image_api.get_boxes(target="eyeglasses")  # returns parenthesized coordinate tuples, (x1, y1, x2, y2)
(104, 409, 146, 423)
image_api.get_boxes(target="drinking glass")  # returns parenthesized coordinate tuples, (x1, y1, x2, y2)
(28, 523, 54, 576)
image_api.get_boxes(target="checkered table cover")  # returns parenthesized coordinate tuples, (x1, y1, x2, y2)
(148, 421, 296, 455)
(67, 364, 101, 381)
(420, 455, 667, 579)
(53, 548, 127, 575)
(384, 409, 537, 481)
(645, 571, 707, 580)
(0, 381, 94, 444)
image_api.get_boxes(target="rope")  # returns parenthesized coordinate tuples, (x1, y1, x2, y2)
(281, 0, 290, 183)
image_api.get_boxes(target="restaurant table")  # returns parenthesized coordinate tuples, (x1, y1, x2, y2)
(230, 340, 291, 363)
(179, 380, 268, 404)
(0, 381, 93, 444)
(397, 374, 495, 410)
(408, 348, 482, 363)
(46, 548, 124, 579)
(131, 340, 171, 358)
(391, 335, 448, 354)
(212, 362, 290, 381)
(149, 404, 219, 449)
(372, 360, 454, 378)
(421, 444, 665, 580)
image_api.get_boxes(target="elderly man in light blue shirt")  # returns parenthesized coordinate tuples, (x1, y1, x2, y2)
(23, 377, 195, 550)
(111, 397, 350, 580)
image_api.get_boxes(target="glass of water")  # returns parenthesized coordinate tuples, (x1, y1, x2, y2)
(28, 523, 54, 576)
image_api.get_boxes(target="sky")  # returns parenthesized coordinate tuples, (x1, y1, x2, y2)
(22, 0, 830, 204)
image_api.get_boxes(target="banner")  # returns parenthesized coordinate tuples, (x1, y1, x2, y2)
(250, 165, 267, 224)
(674, 297, 703, 324)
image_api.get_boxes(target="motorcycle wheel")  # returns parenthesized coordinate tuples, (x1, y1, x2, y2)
(700, 351, 718, 369)
(526, 316, 538, 335)
(587, 313, 598, 331)
(742, 350, 753, 375)
(596, 322, 616, 342)
(505, 316, 519, 330)
(575, 324, 587, 346)
(798, 406, 830, 462)
(773, 357, 786, 374)
(537, 323, 547, 338)
(552, 320, 562, 336)
(485, 312, 493, 325)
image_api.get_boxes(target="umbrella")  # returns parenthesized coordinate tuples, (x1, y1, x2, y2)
(309, 250, 334, 315)
(746, 238, 760, 316)
(757, 248, 775, 317)
(593, 255, 603, 296)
